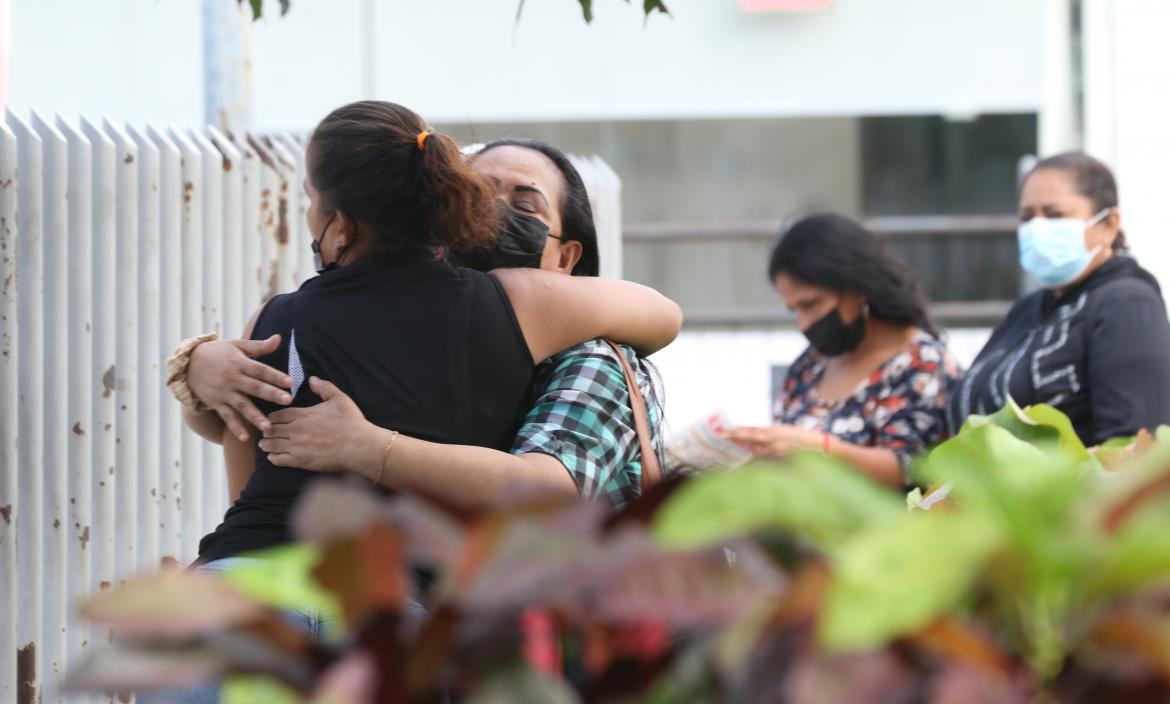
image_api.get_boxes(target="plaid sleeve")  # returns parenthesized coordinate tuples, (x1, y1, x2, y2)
(511, 344, 641, 509)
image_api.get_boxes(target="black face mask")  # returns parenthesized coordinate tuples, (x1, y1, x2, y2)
(449, 206, 553, 272)
(803, 307, 867, 357)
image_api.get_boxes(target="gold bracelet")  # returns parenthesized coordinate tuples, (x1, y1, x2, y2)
(373, 430, 399, 486)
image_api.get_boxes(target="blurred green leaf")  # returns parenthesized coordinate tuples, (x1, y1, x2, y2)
(238, 0, 293, 20)
(1099, 435, 1138, 449)
(818, 512, 1001, 652)
(919, 422, 1082, 523)
(519, 0, 672, 25)
(965, 399, 1089, 464)
(224, 675, 299, 704)
(222, 544, 343, 641)
(653, 455, 903, 552)
(1089, 511, 1170, 598)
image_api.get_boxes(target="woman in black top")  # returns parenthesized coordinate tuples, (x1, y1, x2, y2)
(181, 102, 682, 564)
(949, 152, 1170, 444)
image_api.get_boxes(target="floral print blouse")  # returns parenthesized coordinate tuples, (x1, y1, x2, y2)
(773, 331, 963, 472)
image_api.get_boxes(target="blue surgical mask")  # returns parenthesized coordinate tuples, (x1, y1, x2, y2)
(1017, 208, 1110, 288)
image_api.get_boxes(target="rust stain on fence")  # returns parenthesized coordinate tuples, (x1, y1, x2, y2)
(266, 262, 279, 301)
(72, 422, 85, 436)
(123, 153, 134, 165)
(0, 504, 11, 524)
(276, 195, 290, 245)
(102, 365, 115, 398)
(17, 642, 37, 704)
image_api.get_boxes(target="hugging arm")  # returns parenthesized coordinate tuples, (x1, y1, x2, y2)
(260, 377, 577, 508)
(493, 268, 683, 363)
(179, 305, 294, 442)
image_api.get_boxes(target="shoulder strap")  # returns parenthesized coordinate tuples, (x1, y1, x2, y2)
(602, 339, 663, 494)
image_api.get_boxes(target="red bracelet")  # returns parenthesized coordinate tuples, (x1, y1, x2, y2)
(823, 432, 832, 454)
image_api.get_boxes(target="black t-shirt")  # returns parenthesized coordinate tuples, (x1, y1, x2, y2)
(197, 251, 534, 563)
(948, 256, 1170, 445)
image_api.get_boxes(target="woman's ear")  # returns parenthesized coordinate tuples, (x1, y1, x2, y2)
(1104, 207, 1122, 242)
(1089, 207, 1122, 251)
(556, 240, 583, 274)
(840, 291, 867, 324)
(335, 211, 353, 248)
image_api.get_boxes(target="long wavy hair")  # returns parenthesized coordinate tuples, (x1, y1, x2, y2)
(768, 213, 939, 338)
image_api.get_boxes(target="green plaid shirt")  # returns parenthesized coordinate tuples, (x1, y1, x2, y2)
(511, 339, 665, 511)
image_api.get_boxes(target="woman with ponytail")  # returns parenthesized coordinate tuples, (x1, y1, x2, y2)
(172, 101, 682, 568)
(728, 213, 961, 488)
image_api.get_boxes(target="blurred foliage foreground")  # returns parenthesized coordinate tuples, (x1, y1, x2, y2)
(68, 402, 1170, 703)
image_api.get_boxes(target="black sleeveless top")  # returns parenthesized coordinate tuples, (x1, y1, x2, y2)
(197, 250, 534, 562)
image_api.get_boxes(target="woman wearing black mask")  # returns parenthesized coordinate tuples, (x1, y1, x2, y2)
(180, 138, 668, 511)
(728, 213, 961, 488)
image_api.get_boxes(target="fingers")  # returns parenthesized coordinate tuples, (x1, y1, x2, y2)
(243, 358, 293, 392)
(257, 436, 288, 454)
(239, 373, 293, 406)
(268, 407, 308, 426)
(309, 376, 340, 401)
(726, 427, 768, 444)
(230, 394, 273, 434)
(267, 451, 318, 472)
(234, 334, 282, 358)
(216, 405, 251, 443)
(267, 452, 294, 468)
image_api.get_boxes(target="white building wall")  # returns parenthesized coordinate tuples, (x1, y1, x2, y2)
(652, 328, 992, 431)
(1081, 0, 1170, 295)
(9, 0, 1045, 127)
(9, 0, 203, 124)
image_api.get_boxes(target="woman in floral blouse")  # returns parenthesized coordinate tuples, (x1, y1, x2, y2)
(729, 214, 962, 488)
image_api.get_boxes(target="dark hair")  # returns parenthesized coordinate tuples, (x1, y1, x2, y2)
(475, 138, 600, 276)
(1024, 151, 1127, 251)
(308, 101, 498, 255)
(768, 213, 939, 338)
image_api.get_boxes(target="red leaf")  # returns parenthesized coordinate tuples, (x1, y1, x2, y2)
(906, 618, 1013, 682)
(313, 521, 409, 628)
(1102, 468, 1170, 534)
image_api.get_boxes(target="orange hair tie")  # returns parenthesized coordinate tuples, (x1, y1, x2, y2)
(417, 130, 432, 152)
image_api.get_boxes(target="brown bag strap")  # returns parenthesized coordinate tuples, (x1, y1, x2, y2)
(602, 339, 663, 494)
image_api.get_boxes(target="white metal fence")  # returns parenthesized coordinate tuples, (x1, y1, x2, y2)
(0, 112, 621, 703)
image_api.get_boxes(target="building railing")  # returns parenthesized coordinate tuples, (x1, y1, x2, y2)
(623, 214, 1019, 327)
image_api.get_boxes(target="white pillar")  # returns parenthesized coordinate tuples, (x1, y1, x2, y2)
(1081, 0, 1170, 294)
(0, 0, 9, 113)
(1039, 0, 1078, 155)
(202, 0, 253, 131)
